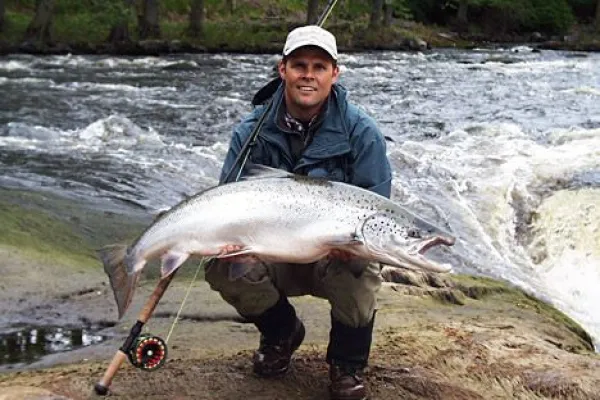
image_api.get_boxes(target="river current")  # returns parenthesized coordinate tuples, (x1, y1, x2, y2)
(1, 48, 599, 349)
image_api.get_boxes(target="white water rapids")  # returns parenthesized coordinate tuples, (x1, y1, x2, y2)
(1, 49, 599, 349)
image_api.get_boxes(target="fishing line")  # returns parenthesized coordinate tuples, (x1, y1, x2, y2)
(164, 257, 208, 344)
(317, 0, 339, 26)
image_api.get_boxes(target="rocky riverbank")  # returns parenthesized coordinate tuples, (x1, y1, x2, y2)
(0, 188, 599, 399)
(2, 38, 599, 57)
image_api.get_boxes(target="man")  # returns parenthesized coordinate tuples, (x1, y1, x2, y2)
(205, 25, 392, 400)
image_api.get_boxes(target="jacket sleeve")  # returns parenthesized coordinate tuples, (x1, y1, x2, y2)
(349, 114, 392, 198)
(219, 109, 261, 184)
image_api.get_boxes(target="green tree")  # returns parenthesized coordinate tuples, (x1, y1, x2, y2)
(456, 0, 468, 26)
(24, 0, 55, 44)
(188, 0, 204, 38)
(525, 0, 575, 34)
(369, 0, 384, 28)
(138, 0, 160, 39)
(596, 0, 600, 30)
(0, 0, 5, 33)
(307, 0, 320, 24)
(226, 0, 236, 14)
(383, 0, 393, 26)
(107, 0, 135, 43)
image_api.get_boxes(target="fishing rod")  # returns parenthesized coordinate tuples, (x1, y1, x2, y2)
(93, 1, 340, 396)
(94, 273, 176, 395)
(222, 0, 340, 184)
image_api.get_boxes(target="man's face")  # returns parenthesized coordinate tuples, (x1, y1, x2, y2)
(278, 46, 339, 119)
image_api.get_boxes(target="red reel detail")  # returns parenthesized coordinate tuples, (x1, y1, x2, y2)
(128, 334, 168, 371)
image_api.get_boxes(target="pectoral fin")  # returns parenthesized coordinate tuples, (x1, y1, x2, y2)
(324, 233, 364, 247)
(161, 251, 190, 277)
(216, 247, 254, 258)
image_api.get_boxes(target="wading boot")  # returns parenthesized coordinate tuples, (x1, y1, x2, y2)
(253, 317, 305, 377)
(327, 313, 375, 400)
(329, 362, 367, 400)
(250, 295, 305, 377)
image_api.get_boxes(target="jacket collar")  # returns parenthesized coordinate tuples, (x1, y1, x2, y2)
(262, 84, 352, 160)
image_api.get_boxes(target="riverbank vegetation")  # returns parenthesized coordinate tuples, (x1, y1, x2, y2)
(0, 0, 599, 55)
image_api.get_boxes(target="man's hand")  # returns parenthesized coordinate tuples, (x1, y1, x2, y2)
(218, 244, 259, 264)
(328, 249, 356, 262)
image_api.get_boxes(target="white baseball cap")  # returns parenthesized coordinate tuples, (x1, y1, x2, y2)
(283, 25, 338, 60)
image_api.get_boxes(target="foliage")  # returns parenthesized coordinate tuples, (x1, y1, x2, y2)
(53, 11, 115, 43)
(0, 0, 596, 46)
(567, 0, 598, 22)
(405, 0, 575, 34)
(201, 21, 285, 49)
(524, 0, 575, 34)
(388, 0, 412, 20)
(5, 0, 37, 10)
(479, 0, 575, 34)
(404, 0, 446, 24)
(0, 11, 31, 42)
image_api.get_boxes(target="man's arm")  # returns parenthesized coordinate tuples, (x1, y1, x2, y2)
(349, 115, 392, 198)
(219, 109, 262, 184)
(219, 129, 245, 184)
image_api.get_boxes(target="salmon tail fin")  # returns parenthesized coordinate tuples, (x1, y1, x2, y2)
(97, 244, 140, 319)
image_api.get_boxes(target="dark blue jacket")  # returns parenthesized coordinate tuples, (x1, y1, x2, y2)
(220, 84, 392, 198)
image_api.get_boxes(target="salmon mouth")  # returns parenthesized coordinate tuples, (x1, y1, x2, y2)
(386, 235, 456, 273)
(368, 234, 455, 274)
(415, 236, 456, 255)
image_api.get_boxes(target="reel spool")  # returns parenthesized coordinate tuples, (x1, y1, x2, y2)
(127, 334, 168, 371)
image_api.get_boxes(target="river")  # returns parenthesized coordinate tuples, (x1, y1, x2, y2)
(1, 48, 599, 349)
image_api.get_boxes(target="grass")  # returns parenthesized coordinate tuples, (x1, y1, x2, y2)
(0, 201, 97, 267)
(0, 188, 208, 281)
(0, 188, 149, 267)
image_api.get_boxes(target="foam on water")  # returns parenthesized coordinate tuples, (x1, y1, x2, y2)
(3, 77, 56, 86)
(389, 123, 600, 346)
(565, 87, 600, 96)
(2, 50, 600, 349)
(529, 188, 600, 350)
(57, 81, 160, 92)
(0, 114, 224, 210)
(77, 115, 164, 147)
(0, 60, 31, 71)
(4, 122, 62, 141)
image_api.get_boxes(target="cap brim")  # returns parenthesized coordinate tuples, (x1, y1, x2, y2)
(284, 40, 337, 60)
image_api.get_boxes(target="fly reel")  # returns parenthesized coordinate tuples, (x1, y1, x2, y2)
(127, 334, 168, 371)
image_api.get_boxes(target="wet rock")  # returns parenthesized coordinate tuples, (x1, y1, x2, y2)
(524, 371, 588, 399)
(405, 37, 429, 51)
(531, 32, 545, 42)
(381, 268, 454, 289)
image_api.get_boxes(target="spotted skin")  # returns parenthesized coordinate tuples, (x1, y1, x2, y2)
(99, 170, 455, 318)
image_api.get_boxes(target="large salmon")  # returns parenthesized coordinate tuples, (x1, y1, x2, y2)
(99, 167, 455, 318)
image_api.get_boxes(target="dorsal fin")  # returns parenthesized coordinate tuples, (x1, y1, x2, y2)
(241, 164, 294, 180)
